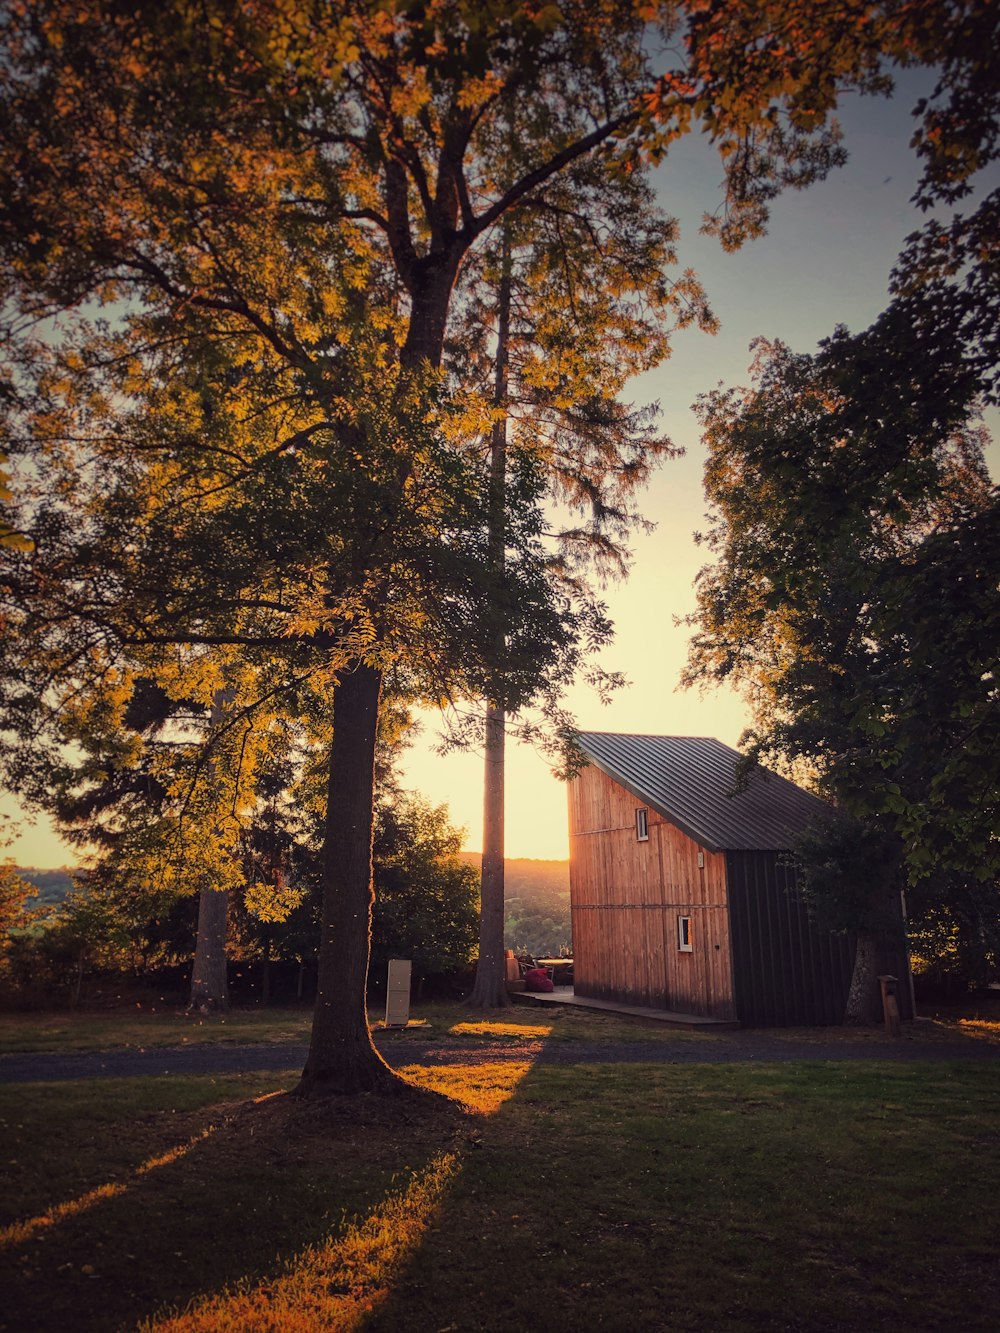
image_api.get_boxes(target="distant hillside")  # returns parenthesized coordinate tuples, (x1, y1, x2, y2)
(15, 857, 576, 947)
(16, 867, 75, 909)
(459, 854, 568, 892)
(460, 855, 571, 957)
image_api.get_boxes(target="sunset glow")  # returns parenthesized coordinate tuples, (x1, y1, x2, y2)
(3, 68, 996, 870)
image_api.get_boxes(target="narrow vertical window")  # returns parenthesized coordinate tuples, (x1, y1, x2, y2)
(635, 808, 648, 841)
(678, 916, 693, 952)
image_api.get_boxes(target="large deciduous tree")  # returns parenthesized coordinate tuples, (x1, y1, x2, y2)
(1, 0, 963, 1086)
(684, 0, 1000, 1017)
(685, 328, 997, 1016)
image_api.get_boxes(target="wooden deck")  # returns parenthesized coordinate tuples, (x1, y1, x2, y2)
(510, 985, 740, 1031)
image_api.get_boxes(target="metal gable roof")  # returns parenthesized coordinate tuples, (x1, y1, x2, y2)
(575, 732, 831, 853)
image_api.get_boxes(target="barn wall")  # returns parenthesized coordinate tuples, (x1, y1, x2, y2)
(725, 852, 913, 1026)
(568, 765, 737, 1020)
(726, 852, 856, 1026)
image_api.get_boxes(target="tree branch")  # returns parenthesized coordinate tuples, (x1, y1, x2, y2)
(470, 111, 638, 240)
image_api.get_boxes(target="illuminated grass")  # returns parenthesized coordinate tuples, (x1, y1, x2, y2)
(923, 993, 1000, 1045)
(400, 1061, 533, 1113)
(956, 1018, 1000, 1040)
(0, 999, 715, 1057)
(401, 1001, 716, 1045)
(147, 1152, 460, 1333)
(0, 1070, 467, 1332)
(0, 1008, 314, 1055)
(448, 1019, 553, 1041)
(0, 1073, 290, 1226)
(368, 1060, 1000, 1333)
(4, 1048, 999, 1331)
(0, 1127, 214, 1249)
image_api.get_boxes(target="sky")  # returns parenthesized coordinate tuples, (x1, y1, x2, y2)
(396, 69, 999, 861)
(4, 69, 997, 868)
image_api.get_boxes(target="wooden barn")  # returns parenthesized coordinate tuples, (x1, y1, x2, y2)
(568, 732, 913, 1026)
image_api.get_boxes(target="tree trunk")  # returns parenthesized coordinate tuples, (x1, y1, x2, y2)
(187, 687, 233, 1015)
(400, 254, 462, 371)
(296, 662, 402, 1097)
(844, 929, 881, 1023)
(71, 946, 84, 1009)
(260, 932, 271, 1007)
(469, 702, 510, 1007)
(188, 884, 230, 1014)
(468, 232, 512, 1011)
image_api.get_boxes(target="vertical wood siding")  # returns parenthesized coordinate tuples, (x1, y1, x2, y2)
(568, 766, 737, 1020)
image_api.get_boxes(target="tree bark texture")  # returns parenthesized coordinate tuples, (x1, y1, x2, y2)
(469, 703, 510, 1007)
(296, 662, 401, 1097)
(399, 253, 462, 371)
(188, 885, 231, 1014)
(295, 257, 465, 1084)
(844, 929, 882, 1024)
(468, 232, 512, 1010)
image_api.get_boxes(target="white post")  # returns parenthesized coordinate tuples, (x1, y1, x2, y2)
(385, 959, 412, 1029)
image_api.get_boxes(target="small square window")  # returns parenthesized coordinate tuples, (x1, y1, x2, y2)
(678, 916, 693, 952)
(635, 808, 649, 841)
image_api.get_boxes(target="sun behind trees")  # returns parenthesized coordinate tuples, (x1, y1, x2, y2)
(0, 1, 981, 1095)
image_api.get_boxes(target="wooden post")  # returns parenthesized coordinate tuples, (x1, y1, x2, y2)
(878, 974, 902, 1038)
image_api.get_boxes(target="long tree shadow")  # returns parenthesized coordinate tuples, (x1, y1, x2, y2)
(140, 1057, 536, 1332)
(0, 1037, 546, 1333)
(8, 1029, 998, 1332)
(0, 1067, 482, 1332)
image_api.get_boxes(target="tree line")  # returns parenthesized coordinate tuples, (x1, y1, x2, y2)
(2, 777, 480, 1009)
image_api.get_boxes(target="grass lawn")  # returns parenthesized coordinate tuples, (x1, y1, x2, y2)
(0, 1000, 720, 1056)
(4, 990, 998, 1058)
(1, 1053, 997, 1331)
(0, 1006, 316, 1055)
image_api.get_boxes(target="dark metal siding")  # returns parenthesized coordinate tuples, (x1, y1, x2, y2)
(728, 851, 856, 1026)
(727, 852, 914, 1026)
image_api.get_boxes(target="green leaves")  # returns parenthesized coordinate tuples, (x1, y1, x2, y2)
(370, 793, 479, 977)
(687, 311, 998, 985)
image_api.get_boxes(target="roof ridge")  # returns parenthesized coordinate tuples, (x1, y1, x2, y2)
(576, 730, 725, 742)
